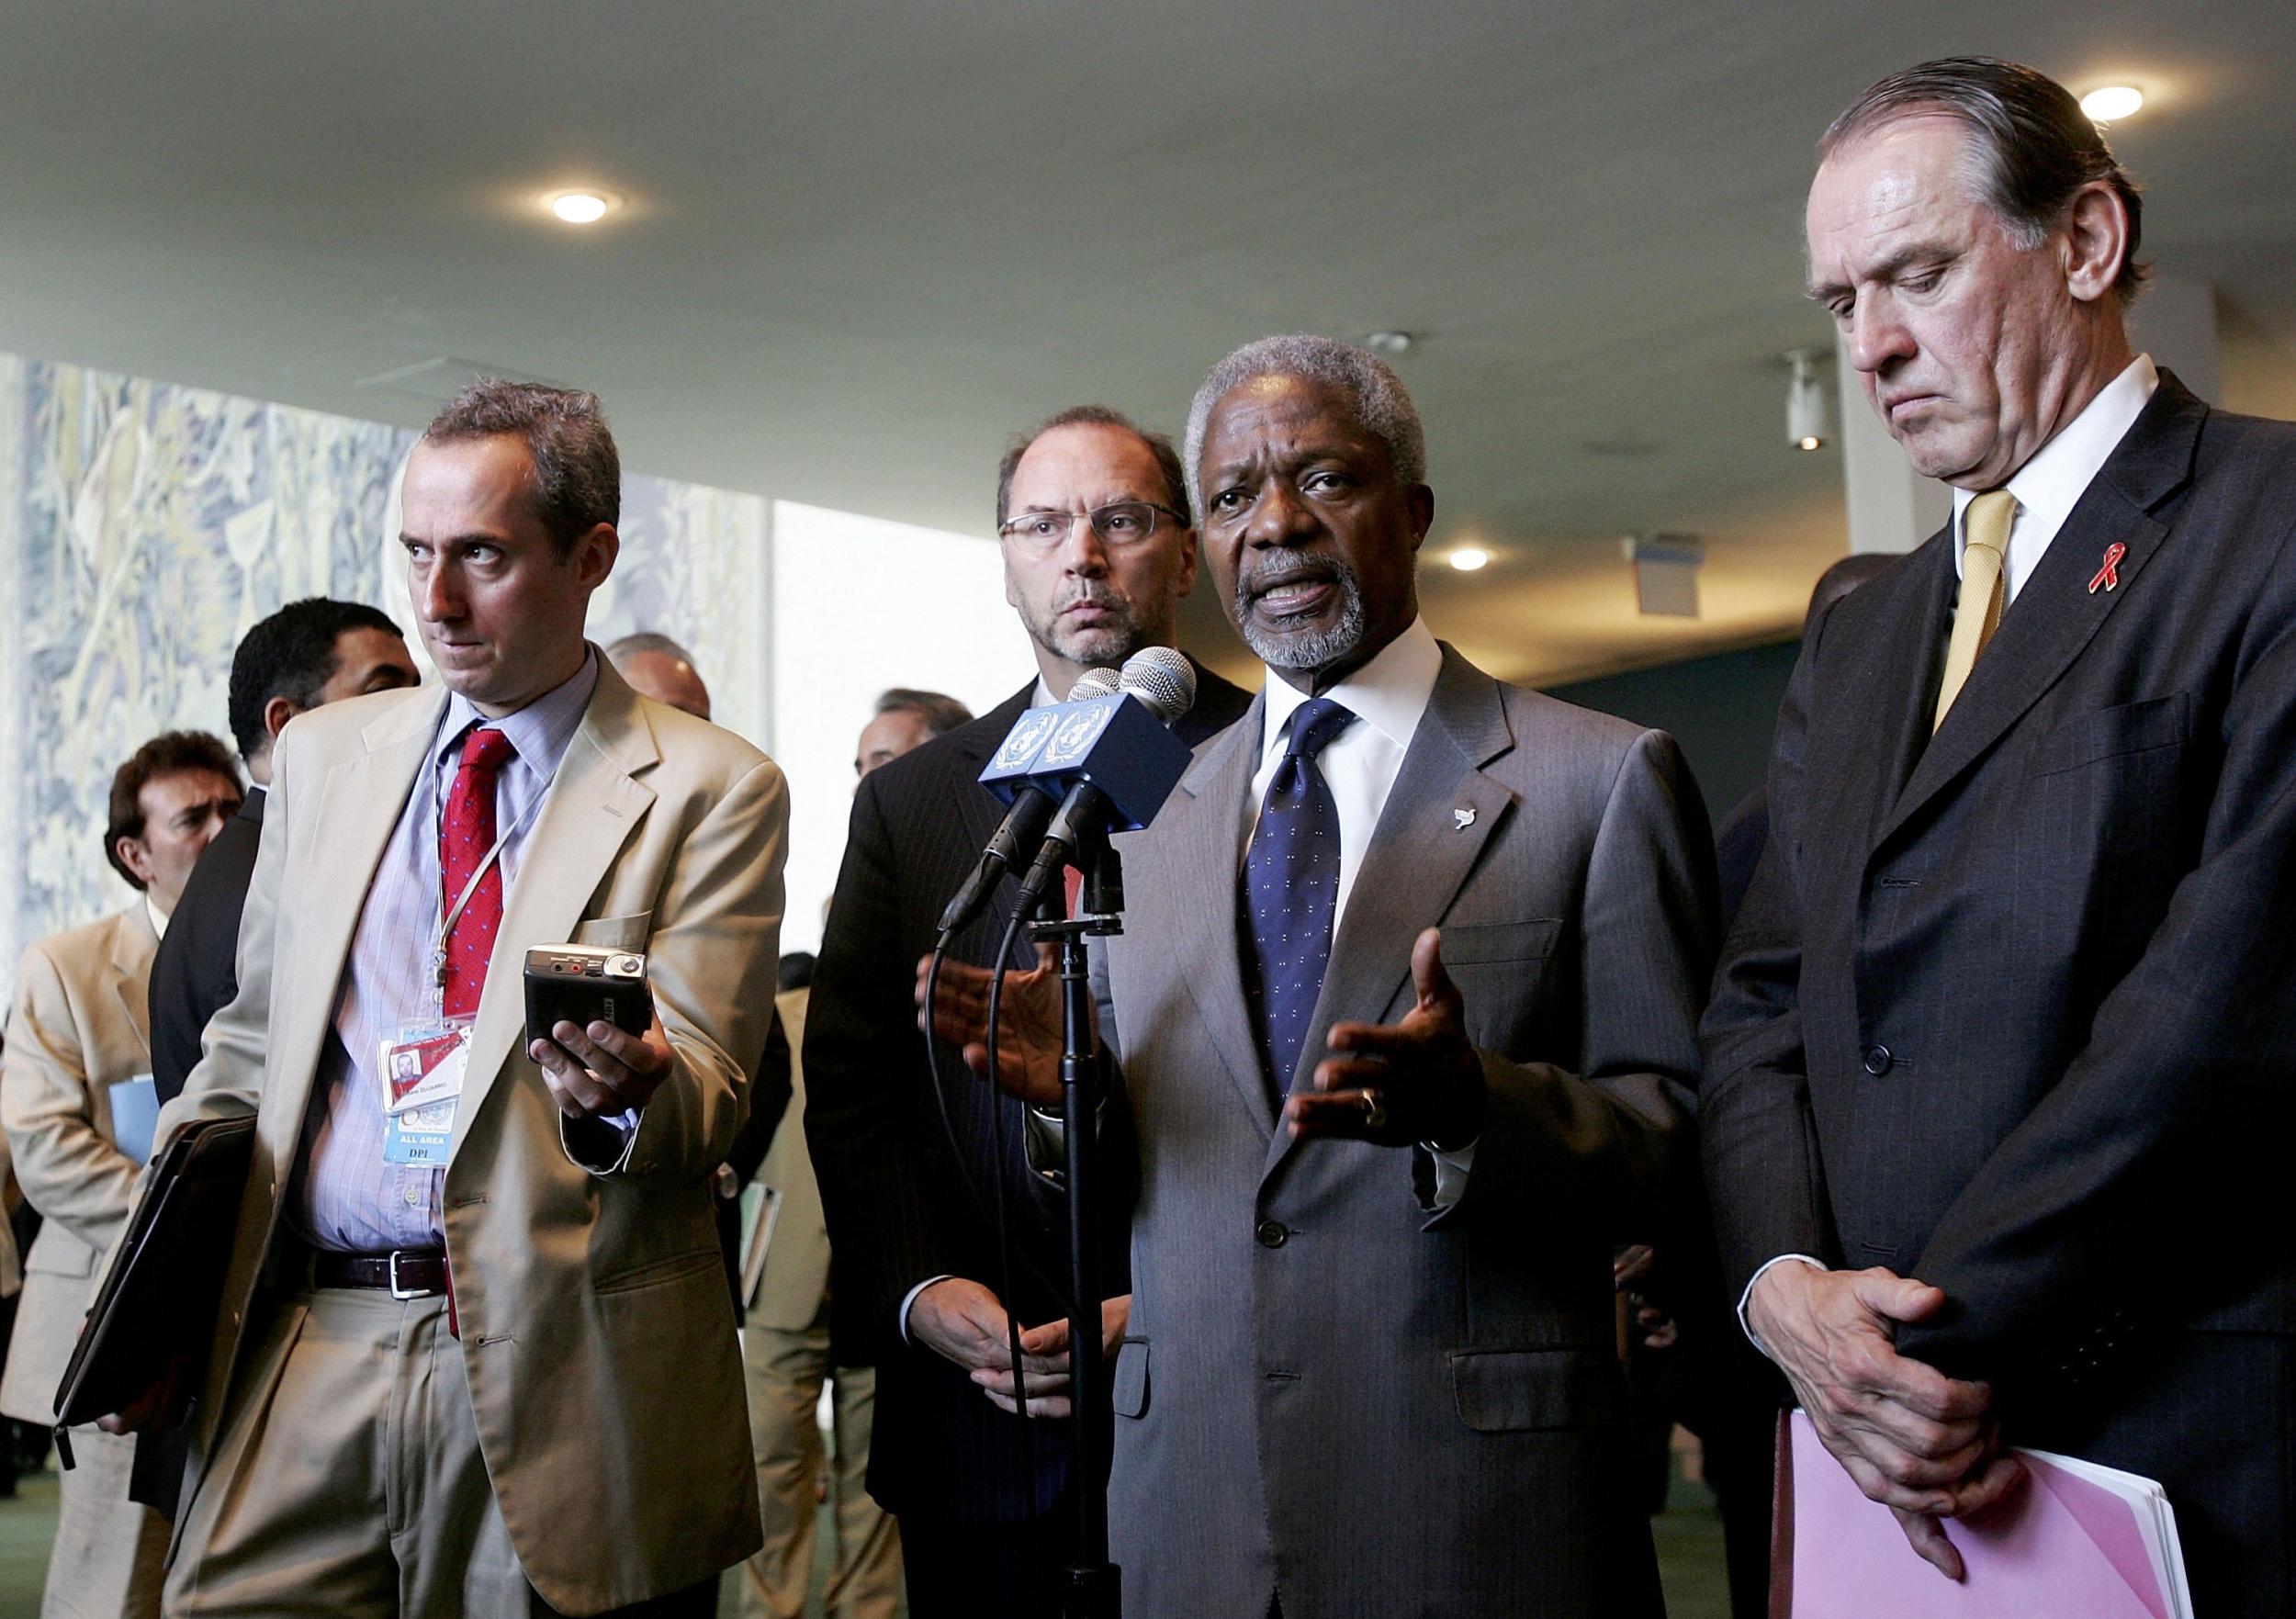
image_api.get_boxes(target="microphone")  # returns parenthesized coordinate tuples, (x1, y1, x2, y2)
(1111, 645, 1194, 725)
(1065, 668, 1125, 703)
(1013, 651, 1199, 908)
(935, 667, 1120, 936)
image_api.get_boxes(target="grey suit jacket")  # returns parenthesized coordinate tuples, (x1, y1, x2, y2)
(1092, 646, 1716, 1619)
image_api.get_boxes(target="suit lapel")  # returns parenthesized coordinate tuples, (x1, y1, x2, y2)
(1875, 379, 2203, 850)
(108, 905, 158, 1060)
(1160, 693, 1277, 1137)
(1263, 649, 1515, 1179)
(455, 669, 658, 1146)
(957, 686, 1043, 968)
(259, 688, 443, 1186)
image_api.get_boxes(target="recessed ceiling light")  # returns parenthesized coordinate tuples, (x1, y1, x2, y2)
(547, 190, 616, 224)
(1448, 546, 1491, 572)
(2079, 85, 2144, 122)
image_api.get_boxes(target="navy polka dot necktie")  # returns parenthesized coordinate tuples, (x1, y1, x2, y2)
(1243, 697, 1356, 1107)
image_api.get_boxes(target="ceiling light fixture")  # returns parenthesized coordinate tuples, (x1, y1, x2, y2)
(547, 190, 616, 224)
(2079, 84, 2144, 122)
(1448, 545, 1491, 572)
(1785, 348, 1829, 451)
(1366, 331, 1415, 356)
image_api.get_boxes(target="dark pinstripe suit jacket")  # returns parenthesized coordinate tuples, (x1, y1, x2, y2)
(1702, 376, 2296, 1617)
(805, 664, 1249, 1525)
(1092, 646, 1715, 1618)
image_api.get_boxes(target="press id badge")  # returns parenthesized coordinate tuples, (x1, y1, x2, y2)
(378, 1020, 471, 1165)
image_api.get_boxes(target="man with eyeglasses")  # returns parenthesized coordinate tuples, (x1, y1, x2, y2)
(804, 406, 1250, 1613)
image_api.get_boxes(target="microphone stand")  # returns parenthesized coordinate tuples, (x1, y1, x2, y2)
(1028, 823, 1123, 1619)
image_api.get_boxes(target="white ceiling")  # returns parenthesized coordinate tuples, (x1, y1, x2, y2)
(5, 0, 2292, 686)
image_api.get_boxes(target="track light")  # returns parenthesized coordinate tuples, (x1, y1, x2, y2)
(1786, 349, 1829, 451)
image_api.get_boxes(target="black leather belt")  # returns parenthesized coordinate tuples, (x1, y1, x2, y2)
(308, 1248, 449, 1299)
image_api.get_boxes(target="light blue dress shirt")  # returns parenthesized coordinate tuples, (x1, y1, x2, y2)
(289, 653, 599, 1253)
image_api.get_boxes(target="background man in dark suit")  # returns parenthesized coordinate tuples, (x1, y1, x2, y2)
(1709, 553, 1895, 929)
(932, 337, 1716, 1617)
(148, 597, 417, 1103)
(1702, 58, 2296, 1613)
(804, 405, 1249, 1615)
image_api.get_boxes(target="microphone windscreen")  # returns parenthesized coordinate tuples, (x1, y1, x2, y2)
(1068, 667, 1122, 702)
(1119, 647, 1196, 724)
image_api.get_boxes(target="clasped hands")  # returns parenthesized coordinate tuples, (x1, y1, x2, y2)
(916, 925, 1485, 1151)
(1749, 1259, 2025, 1580)
(907, 1278, 1129, 1420)
(528, 1013, 673, 1120)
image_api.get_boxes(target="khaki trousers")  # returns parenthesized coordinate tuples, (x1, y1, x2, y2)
(737, 1320, 900, 1619)
(42, 1422, 168, 1619)
(164, 1286, 715, 1619)
(164, 1287, 536, 1618)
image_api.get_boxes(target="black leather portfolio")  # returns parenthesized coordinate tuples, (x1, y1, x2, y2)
(51, 1115, 256, 1434)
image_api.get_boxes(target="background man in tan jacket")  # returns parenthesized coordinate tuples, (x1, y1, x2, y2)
(4, 728, 241, 1617)
(120, 380, 788, 1618)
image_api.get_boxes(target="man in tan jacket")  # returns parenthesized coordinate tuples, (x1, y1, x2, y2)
(4, 728, 242, 1617)
(120, 380, 787, 1618)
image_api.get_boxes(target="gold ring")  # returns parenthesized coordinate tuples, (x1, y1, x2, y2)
(1360, 1090, 1388, 1130)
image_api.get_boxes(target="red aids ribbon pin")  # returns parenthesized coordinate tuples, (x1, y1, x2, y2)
(2088, 542, 2127, 595)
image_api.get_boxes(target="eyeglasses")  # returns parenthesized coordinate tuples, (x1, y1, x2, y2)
(997, 500, 1188, 548)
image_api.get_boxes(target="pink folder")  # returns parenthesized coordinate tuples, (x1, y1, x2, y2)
(1775, 1411, 2189, 1618)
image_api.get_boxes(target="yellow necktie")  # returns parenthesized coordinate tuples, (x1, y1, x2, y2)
(1932, 489, 2016, 731)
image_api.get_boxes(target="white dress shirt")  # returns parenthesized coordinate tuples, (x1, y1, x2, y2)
(1741, 353, 2161, 1355)
(1245, 615, 1444, 933)
(1950, 354, 2158, 603)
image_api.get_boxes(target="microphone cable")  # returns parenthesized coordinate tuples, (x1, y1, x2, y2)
(921, 908, 1076, 1530)
(981, 904, 1040, 1519)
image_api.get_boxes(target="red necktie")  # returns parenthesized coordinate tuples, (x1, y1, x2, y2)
(440, 726, 517, 1018)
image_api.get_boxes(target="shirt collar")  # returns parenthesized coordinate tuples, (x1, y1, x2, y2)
(1261, 615, 1443, 764)
(436, 646, 600, 779)
(145, 894, 170, 940)
(1951, 353, 2158, 554)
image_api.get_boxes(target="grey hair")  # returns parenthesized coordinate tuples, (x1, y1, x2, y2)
(424, 379, 621, 556)
(1182, 335, 1427, 512)
(1821, 57, 2146, 305)
(604, 631, 699, 669)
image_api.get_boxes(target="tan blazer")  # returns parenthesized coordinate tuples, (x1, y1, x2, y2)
(748, 987, 830, 1333)
(0, 903, 157, 1422)
(155, 656, 787, 1613)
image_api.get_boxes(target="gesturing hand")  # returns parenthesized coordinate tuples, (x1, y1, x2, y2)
(1285, 928, 1485, 1150)
(1750, 1260, 2024, 1579)
(916, 946, 1070, 1107)
(529, 1012, 674, 1119)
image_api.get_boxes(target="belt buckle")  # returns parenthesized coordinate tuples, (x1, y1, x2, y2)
(388, 1250, 425, 1300)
